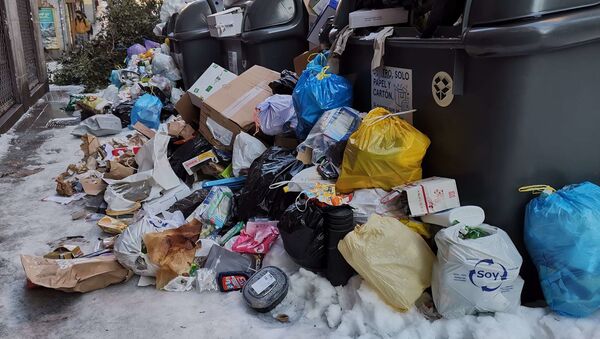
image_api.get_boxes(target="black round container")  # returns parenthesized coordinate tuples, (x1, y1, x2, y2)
(324, 205, 355, 286)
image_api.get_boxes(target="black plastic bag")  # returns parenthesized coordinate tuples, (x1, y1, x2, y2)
(167, 189, 210, 218)
(168, 135, 212, 181)
(269, 70, 299, 95)
(112, 101, 135, 128)
(235, 147, 307, 221)
(278, 201, 326, 271)
(160, 103, 177, 122)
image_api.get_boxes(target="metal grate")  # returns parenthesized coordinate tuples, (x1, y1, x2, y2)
(16, 0, 40, 89)
(0, 0, 16, 115)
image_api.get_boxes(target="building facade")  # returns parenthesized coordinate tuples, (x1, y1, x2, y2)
(0, 0, 48, 132)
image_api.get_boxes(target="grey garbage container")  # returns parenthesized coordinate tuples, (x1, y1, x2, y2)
(338, 0, 600, 302)
(220, 0, 308, 74)
(169, 0, 222, 89)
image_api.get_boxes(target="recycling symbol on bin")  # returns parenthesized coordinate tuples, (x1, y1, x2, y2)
(468, 259, 508, 292)
(432, 71, 454, 107)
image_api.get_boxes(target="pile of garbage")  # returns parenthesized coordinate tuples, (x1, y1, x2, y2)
(23, 37, 600, 322)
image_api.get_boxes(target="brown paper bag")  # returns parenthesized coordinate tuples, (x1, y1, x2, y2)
(143, 220, 202, 289)
(21, 255, 133, 293)
(104, 160, 135, 180)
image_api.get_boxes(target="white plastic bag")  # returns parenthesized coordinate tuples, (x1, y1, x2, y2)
(114, 213, 184, 276)
(152, 53, 182, 81)
(432, 224, 524, 319)
(160, 0, 190, 22)
(232, 132, 267, 176)
(256, 95, 297, 135)
(101, 85, 120, 104)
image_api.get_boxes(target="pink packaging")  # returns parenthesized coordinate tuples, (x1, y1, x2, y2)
(232, 220, 280, 254)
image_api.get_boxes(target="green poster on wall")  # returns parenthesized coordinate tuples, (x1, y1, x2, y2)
(39, 7, 60, 50)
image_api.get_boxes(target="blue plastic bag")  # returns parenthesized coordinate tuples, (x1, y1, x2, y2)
(109, 70, 121, 87)
(524, 182, 600, 317)
(292, 53, 352, 140)
(130, 94, 163, 130)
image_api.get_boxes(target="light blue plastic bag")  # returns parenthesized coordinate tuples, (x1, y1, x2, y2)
(130, 94, 163, 130)
(524, 182, 600, 317)
(292, 53, 352, 140)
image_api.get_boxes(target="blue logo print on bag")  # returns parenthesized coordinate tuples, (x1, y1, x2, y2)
(469, 259, 508, 292)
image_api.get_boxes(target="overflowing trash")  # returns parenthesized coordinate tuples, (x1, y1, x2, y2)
(22, 2, 600, 329)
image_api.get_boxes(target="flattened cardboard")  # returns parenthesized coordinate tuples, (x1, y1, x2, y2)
(175, 93, 201, 128)
(188, 63, 238, 108)
(293, 47, 321, 75)
(81, 177, 108, 196)
(200, 65, 280, 150)
(133, 122, 156, 139)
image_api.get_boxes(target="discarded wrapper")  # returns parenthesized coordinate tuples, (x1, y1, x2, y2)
(97, 216, 129, 234)
(43, 245, 83, 260)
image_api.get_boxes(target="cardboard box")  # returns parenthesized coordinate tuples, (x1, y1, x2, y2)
(307, 0, 338, 45)
(293, 47, 321, 75)
(348, 8, 409, 29)
(208, 7, 243, 38)
(387, 177, 460, 217)
(200, 65, 280, 149)
(187, 63, 237, 108)
(175, 93, 201, 127)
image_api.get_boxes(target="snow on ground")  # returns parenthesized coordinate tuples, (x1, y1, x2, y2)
(0, 97, 599, 338)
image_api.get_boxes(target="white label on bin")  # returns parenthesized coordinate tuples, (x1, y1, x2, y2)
(251, 272, 276, 294)
(228, 51, 238, 75)
(371, 66, 412, 112)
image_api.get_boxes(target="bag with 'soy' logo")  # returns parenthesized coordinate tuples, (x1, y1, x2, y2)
(432, 224, 524, 319)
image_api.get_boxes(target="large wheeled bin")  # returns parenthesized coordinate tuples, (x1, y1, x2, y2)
(339, 0, 600, 301)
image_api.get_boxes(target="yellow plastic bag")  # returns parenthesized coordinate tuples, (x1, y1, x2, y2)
(338, 214, 435, 311)
(336, 107, 430, 193)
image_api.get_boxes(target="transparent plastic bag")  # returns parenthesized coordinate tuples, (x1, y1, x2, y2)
(297, 106, 361, 164)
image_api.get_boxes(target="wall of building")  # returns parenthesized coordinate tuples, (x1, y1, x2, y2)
(0, 0, 49, 132)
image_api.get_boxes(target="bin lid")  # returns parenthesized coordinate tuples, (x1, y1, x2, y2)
(467, 0, 600, 26)
(172, 0, 215, 38)
(243, 0, 296, 31)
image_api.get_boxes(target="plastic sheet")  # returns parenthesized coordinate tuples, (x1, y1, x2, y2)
(336, 107, 430, 193)
(524, 182, 600, 317)
(338, 214, 435, 311)
(292, 53, 352, 140)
